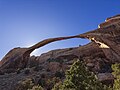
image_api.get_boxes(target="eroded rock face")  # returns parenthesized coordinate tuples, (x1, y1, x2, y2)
(0, 47, 29, 70)
(0, 14, 120, 90)
(79, 14, 120, 63)
(0, 36, 81, 72)
(99, 15, 120, 28)
(1, 14, 120, 71)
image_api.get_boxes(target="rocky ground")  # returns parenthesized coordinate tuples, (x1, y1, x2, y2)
(0, 45, 114, 90)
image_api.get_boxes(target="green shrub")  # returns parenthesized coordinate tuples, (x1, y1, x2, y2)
(38, 78, 46, 87)
(112, 63, 120, 90)
(54, 59, 111, 90)
(28, 85, 44, 90)
(46, 77, 61, 90)
(52, 81, 62, 90)
(16, 78, 44, 90)
(16, 78, 34, 90)
(55, 71, 65, 79)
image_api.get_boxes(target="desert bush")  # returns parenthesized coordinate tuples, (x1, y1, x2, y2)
(16, 78, 34, 90)
(16, 78, 44, 90)
(46, 77, 61, 90)
(37, 78, 46, 87)
(28, 85, 44, 90)
(55, 71, 65, 79)
(112, 63, 120, 90)
(53, 59, 111, 90)
(52, 81, 62, 90)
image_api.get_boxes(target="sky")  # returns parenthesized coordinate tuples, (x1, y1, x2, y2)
(0, 0, 120, 60)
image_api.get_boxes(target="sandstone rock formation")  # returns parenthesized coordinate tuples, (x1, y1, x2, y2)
(0, 14, 120, 90)
(79, 18, 120, 63)
(1, 14, 120, 70)
(0, 36, 80, 72)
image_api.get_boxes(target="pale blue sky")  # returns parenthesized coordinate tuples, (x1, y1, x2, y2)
(0, 0, 120, 60)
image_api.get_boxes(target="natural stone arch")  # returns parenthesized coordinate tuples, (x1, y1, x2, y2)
(1, 14, 120, 71)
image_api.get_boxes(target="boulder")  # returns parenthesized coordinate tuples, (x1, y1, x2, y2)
(97, 73, 114, 86)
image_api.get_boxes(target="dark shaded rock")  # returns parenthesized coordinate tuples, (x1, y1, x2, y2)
(33, 65, 43, 71)
(55, 71, 65, 79)
(24, 68, 30, 75)
(0, 70, 4, 75)
(97, 73, 114, 86)
(26, 56, 39, 68)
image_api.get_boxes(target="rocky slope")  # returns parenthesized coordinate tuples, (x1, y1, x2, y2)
(0, 14, 120, 90)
